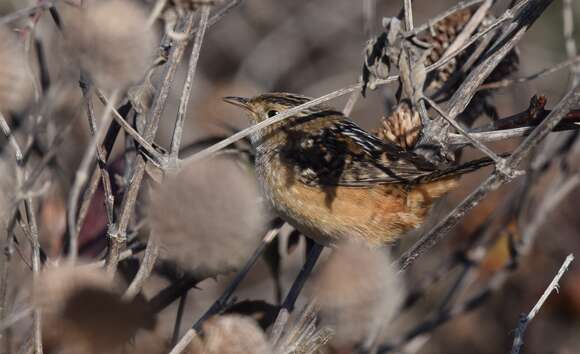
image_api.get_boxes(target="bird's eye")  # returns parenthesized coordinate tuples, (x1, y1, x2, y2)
(267, 110, 278, 118)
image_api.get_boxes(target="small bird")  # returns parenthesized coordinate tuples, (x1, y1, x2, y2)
(224, 93, 493, 247)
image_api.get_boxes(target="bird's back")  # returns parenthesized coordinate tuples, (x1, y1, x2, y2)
(254, 113, 462, 246)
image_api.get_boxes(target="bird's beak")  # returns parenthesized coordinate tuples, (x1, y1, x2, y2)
(223, 96, 250, 110)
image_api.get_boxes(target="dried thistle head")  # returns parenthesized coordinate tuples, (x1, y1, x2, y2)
(270, 304, 334, 354)
(58, 0, 157, 91)
(34, 265, 156, 354)
(375, 100, 421, 150)
(419, 8, 519, 95)
(188, 315, 271, 354)
(147, 155, 270, 280)
(0, 25, 34, 116)
(307, 242, 404, 350)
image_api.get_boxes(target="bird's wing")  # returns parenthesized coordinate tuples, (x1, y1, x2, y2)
(280, 118, 437, 187)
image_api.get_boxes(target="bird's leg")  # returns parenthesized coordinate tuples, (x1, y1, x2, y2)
(280, 241, 324, 313)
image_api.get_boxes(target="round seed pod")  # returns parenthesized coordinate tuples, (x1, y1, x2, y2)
(147, 155, 270, 280)
(308, 242, 404, 350)
(58, 0, 157, 91)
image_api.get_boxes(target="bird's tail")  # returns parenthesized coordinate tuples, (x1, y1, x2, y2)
(414, 155, 502, 184)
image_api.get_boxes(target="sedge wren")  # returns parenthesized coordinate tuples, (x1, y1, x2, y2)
(224, 93, 492, 247)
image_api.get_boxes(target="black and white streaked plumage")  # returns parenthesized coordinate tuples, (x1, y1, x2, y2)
(224, 92, 490, 187)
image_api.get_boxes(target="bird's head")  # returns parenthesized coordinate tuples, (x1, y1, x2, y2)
(223, 92, 315, 124)
(224, 92, 326, 146)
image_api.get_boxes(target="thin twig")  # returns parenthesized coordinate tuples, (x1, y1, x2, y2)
(403, 0, 414, 31)
(439, 0, 492, 61)
(0, 114, 24, 166)
(80, 79, 115, 226)
(343, 89, 359, 116)
(24, 199, 42, 354)
(203, 0, 243, 33)
(169, 5, 211, 166)
(479, 55, 580, 90)
(420, 0, 553, 160)
(168, 329, 197, 354)
(510, 254, 574, 354)
(193, 228, 279, 330)
(182, 0, 530, 164)
(180, 83, 367, 165)
(0, 307, 33, 334)
(168, 228, 280, 354)
(447, 0, 551, 119)
(106, 12, 198, 274)
(379, 183, 526, 352)
(94, 88, 165, 166)
(123, 234, 160, 300)
(0, 112, 43, 354)
(422, 96, 504, 164)
(399, 82, 580, 271)
(148, 275, 200, 314)
(280, 243, 324, 313)
(171, 294, 188, 345)
(152, 0, 242, 36)
(82, 243, 146, 269)
(19, 120, 75, 195)
(563, 0, 579, 88)
(267, 243, 325, 351)
(0, 113, 25, 344)
(0, 1, 53, 26)
(379, 265, 511, 353)
(74, 168, 100, 240)
(392, 3, 516, 91)
(405, 0, 485, 37)
(68, 90, 118, 264)
(520, 174, 580, 253)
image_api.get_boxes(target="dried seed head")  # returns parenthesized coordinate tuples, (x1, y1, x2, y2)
(147, 156, 270, 280)
(271, 304, 334, 354)
(0, 26, 34, 115)
(375, 100, 422, 150)
(35, 265, 156, 354)
(59, 0, 157, 91)
(307, 242, 404, 349)
(420, 8, 519, 94)
(188, 315, 271, 354)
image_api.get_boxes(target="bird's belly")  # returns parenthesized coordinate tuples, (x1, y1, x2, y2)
(257, 156, 456, 246)
(262, 178, 426, 247)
